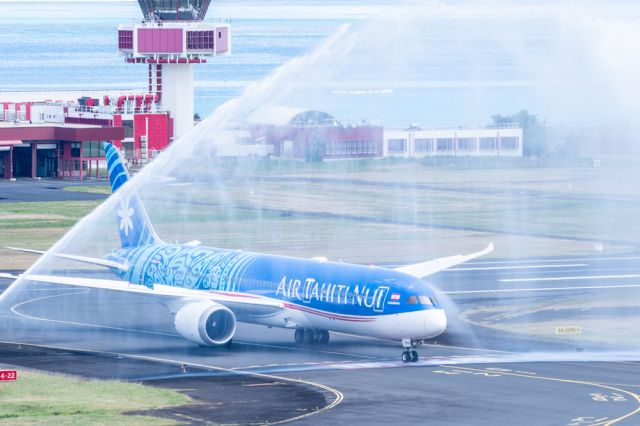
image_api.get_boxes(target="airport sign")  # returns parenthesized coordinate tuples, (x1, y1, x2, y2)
(0, 370, 17, 381)
(555, 326, 582, 335)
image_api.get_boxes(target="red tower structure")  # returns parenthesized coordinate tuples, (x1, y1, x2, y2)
(118, 1, 230, 140)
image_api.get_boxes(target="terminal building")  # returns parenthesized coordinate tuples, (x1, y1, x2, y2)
(0, 0, 230, 180)
(0, 100, 125, 180)
(245, 107, 522, 161)
(0, 100, 524, 180)
(247, 107, 383, 160)
(383, 125, 523, 158)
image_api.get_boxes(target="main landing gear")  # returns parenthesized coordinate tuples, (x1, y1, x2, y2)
(401, 338, 419, 363)
(294, 328, 330, 345)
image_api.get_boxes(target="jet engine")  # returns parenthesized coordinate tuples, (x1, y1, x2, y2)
(174, 301, 236, 346)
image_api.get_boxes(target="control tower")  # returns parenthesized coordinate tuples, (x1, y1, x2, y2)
(117, 0, 230, 139)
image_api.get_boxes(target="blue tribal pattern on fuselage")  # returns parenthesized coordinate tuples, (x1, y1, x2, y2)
(109, 244, 441, 317)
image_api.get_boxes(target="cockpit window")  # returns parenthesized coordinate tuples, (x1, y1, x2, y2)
(407, 295, 436, 305)
(418, 296, 432, 305)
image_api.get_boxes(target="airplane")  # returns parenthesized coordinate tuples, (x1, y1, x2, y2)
(5, 142, 493, 363)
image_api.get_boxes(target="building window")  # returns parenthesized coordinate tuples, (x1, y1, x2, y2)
(500, 136, 519, 151)
(325, 141, 334, 155)
(325, 140, 378, 156)
(82, 141, 106, 158)
(70, 143, 81, 158)
(388, 138, 406, 153)
(415, 138, 433, 153)
(122, 120, 134, 139)
(187, 31, 214, 50)
(457, 138, 476, 151)
(436, 138, 454, 152)
(479, 137, 497, 150)
(118, 30, 133, 50)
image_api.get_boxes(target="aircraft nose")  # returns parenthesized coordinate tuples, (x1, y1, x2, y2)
(424, 308, 447, 338)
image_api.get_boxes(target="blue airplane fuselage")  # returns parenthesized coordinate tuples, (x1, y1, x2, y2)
(110, 244, 441, 318)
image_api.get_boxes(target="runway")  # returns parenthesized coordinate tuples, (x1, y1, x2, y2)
(1, 254, 640, 425)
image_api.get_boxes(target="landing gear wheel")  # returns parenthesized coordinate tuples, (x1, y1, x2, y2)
(294, 329, 304, 344)
(401, 339, 421, 363)
(318, 330, 330, 345)
(302, 329, 314, 344)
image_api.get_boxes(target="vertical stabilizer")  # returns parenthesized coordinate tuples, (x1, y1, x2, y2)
(104, 143, 160, 248)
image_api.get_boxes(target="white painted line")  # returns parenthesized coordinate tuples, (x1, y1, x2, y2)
(10, 291, 179, 338)
(0, 340, 344, 425)
(463, 255, 640, 265)
(234, 341, 380, 360)
(8, 289, 382, 361)
(422, 342, 516, 354)
(447, 263, 587, 271)
(443, 283, 640, 294)
(499, 274, 640, 283)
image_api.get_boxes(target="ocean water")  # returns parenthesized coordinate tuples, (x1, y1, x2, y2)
(1, 1, 638, 127)
(0, 1, 345, 117)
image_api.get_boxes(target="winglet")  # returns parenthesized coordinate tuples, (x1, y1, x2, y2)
(395, 243, 494, 279)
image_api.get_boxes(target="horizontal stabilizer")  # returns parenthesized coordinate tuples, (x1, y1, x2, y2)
(0, 272, 19, 280)
(6, 246, 129, 272)
(395, 243, 494, 279)
(5, 246, 45, 255)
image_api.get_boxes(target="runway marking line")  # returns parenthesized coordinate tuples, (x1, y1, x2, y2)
(436, 365, 640, 426)
(464, 256, 640, 265)
(448, 263, 587, 271)
(0, 340, 343, 426)
(500, 274, 640, 283)
(9, 288, 380, 361)
(444, 283, 640, 294)
(9, 290, 179, 338)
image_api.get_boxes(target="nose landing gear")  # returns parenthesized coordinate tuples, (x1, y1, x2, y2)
(401, 338, 419, 363)
(294, 328, 330, 345)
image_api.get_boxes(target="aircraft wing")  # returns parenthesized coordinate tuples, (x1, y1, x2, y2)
(394, 243, 494, 279)
(22, 273, 284, 314)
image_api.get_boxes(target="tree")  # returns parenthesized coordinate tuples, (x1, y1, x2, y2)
(491, 110, 548, 157)
(304, 136, 326, 162)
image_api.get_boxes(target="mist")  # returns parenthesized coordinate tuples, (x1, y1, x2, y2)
(2, 0, 640, 362)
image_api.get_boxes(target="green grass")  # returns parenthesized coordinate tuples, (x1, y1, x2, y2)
(2, 161, 639, 270)
(0, 201, 101, 229)
(63, 185, 111, 195)
(0, 201, 103, 269)
(0, 370, 191, 425)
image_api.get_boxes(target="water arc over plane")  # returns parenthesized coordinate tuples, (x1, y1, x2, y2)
(1, 0, 640, 364)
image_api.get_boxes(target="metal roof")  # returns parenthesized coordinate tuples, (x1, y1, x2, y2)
(246, 106, 338, 127)
(0, 124, 124, 142)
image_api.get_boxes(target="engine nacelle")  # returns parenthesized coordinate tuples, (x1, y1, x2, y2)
(174, 301, 236, 346)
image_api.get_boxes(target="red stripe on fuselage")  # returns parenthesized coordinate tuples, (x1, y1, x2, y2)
(284, 303, 377, 322)
(208, 290, 377, 323)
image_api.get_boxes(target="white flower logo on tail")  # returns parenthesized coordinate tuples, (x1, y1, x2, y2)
(117, 198, 135, 237)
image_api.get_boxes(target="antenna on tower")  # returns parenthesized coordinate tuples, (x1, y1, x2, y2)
(137, 0, 213, 22)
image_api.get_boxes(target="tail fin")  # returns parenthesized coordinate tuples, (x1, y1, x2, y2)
(104, 143, 160, 248)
